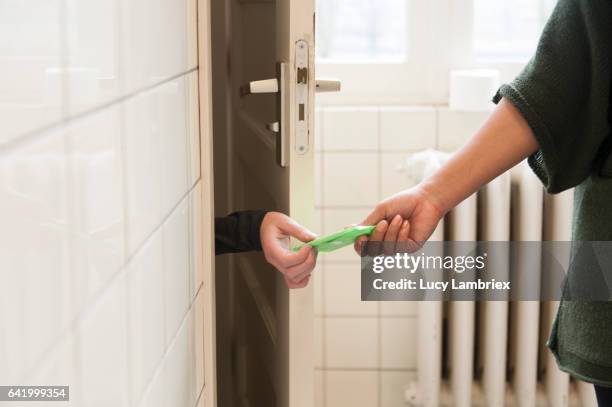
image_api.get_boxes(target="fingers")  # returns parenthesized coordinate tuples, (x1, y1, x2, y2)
(267, 244, 316, 289)
(260, 212, 319, 289)
(354, 219, 390, 255)
(266, 243, 310, 272)
(361, 204, 387, 227)
(283, 249, 318, 283)
(286, 274, 310, 289)
(365, 220, 388, 256)
(354, 235, 368, 256)
(384, 215, 402, 242)
(369, 220, 389, 241)
(397, 219, 410, 248)
(277, 215, 317, 242)
(382, 215, 402, 254)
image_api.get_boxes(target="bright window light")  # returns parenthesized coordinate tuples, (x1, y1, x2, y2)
(316, 0, 407, 63)
(473, 0, 556, 60)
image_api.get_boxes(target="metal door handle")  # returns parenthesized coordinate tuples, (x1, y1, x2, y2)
(315, 78, 341, 93)
(240, 78, 279, 97)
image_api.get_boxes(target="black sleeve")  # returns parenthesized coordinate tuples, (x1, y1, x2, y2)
(492, 0, 612, 193)
(215, 210, 268, 255)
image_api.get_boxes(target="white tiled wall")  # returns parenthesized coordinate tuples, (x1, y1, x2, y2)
(0, 1, 205, 406)
(314, 105, 488, 406)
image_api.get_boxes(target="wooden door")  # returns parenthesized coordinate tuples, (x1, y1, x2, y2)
(226, 0, 316, 406)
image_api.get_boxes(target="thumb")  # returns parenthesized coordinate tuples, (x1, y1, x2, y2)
(362, 204, 386, 227)
(279, 218, 317, 243)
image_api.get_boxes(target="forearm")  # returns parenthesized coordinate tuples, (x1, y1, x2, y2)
(420, 98, 539, 214)
(215, 210, 268, 255)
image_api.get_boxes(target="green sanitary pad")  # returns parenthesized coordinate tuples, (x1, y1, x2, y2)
(292, 225, 376, 253)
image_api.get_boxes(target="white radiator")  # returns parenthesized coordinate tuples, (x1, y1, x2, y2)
(411, 162, 598, 407)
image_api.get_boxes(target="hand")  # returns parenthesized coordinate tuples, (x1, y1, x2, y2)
(260, 212, 318, 288)
(354, 186, 445, 255)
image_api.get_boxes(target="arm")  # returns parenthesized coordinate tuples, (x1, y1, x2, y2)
(356, 99, 538, 250)
(421, 98, 537, 215)
(215, 210, 268, 255)
(216, 211, 318, 288)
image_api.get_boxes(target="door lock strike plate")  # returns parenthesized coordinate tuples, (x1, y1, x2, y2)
(297, 67, 308, 84)
(295, 40, 309, 155)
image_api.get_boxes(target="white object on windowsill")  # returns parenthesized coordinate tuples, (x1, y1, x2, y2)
(449, 69, 500, 112)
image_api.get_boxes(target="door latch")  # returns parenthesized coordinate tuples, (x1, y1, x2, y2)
(240, 63, 287, 167)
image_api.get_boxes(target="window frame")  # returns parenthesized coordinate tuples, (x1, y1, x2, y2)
(316, 0, 542, 105)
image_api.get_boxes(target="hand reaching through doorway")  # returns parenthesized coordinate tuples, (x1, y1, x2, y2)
(216, 211, 318, 288)
(260, 212, 318, 288)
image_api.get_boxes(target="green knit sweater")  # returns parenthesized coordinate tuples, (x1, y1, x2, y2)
(493, 0, 612, 386)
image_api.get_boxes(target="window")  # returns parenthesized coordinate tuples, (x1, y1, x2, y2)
(315, 0, 556, 104)
(473, 0, 556, 60)
(316, 0, 407, 62)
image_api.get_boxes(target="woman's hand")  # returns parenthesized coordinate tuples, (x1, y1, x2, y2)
(355, 186, 446, 255)
(260, 212, 318, 288)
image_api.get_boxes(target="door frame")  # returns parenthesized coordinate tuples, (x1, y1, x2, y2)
(197, 0, 218, 406)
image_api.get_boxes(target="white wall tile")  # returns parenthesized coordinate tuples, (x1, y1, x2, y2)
(0, 1, 63, 142)
(78, 272, 130, 407)
(313, 262, 324, 316)
(163, 198, 190, 341)
(380, 371, 417, 407)
(187, 71, 201, 189)
(324, 263, 377, 316)
(313, 208, 323, 236)
(0, 0, 202, 402)
(322, 208, 370, 263)
(325, 371, 378, 407)
(65, 0, 120, 114)
(120, 0, 192, 94)
(381, 152, 419, 198)
(380, 301, 417, 317)
(322, 208, 371, 235)
(0, 130, 70, 381)
(380, 107, 436, 151)
(157, 77, 189, 217)
(69, 106, 125, 308)
(126, 233, 165, 405)
(314, 151, 323, 207)
(163, 308, 196, 407)
(325, 318, 378, 369)
(187, 0, 198, 69)
(123, 89, 163, 255)
(380, 317, 417, 369)
(322, 107, 378, 151)
(24, 335, 80, 404)
(138, 360, 166, 407)
(437, 108, 489, 152)
(323, 152, 378, 207)
(314, 317, 323, 368)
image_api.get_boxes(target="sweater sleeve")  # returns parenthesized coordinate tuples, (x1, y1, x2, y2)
(493, 0, 612, 193)
(215, 210, 268, 255)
